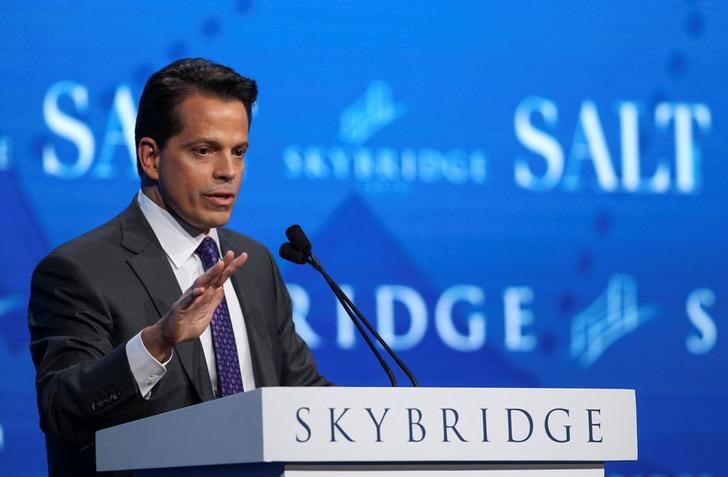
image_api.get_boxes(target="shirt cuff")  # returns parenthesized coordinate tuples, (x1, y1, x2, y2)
(125, 331, 172, 399)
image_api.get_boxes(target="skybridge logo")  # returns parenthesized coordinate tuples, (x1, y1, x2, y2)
(282, 81, 490, 190)
(570, 275, 657, 367)
(338, 81, 405, 146)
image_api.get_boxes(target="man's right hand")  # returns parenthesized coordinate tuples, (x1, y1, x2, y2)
(141, 250, 248, 362)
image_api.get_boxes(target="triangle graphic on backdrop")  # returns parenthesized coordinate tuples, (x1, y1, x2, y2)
(281, 192, 539, 387)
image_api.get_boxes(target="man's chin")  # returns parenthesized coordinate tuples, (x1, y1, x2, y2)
(200, 215, 232, 231)
(175, 212, 232, 235)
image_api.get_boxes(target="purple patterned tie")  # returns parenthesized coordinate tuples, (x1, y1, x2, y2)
(195, 237, 244, 397)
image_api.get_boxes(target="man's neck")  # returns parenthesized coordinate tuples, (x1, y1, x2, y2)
(140, 185, 210, 237)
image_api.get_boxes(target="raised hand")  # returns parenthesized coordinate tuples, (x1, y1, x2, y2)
(141, 250, 248, 362)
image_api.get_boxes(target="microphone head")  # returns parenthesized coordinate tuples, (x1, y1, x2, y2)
(279, 242, 307, 264)
(285, 224, 312, 254)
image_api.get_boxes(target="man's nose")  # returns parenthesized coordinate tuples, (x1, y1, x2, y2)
(213, 154, 240, 180)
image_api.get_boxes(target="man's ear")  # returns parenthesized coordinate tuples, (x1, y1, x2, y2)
(138, 137, 161, 181)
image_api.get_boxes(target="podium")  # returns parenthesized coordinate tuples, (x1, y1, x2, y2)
(97, 387, 637, 476)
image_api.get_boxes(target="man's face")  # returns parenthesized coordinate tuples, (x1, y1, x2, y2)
(155, 94, 249, 234)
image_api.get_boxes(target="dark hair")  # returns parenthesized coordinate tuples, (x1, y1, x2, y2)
(134, 58, 258, 177)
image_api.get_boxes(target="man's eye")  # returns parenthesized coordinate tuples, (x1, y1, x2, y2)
(194, 147, 211, 155)
(233, 148, 247, 157)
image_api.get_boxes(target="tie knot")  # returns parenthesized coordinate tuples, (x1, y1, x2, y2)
(195, 236, 221, 270)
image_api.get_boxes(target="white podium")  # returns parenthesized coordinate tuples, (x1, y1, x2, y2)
(97, 387, 637, 476)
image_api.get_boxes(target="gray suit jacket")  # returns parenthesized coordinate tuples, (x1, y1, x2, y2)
(28, 200, 329, 477)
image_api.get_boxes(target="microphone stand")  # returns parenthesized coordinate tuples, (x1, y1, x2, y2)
(306, 253, 419, 387)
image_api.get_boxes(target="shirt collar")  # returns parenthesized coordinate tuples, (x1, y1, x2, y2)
(137, 190, 221, 269)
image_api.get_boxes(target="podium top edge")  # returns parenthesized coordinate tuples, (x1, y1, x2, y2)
(252, 386, 637, 392)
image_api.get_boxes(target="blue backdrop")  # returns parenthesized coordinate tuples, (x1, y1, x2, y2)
(1, 1, 726, 475)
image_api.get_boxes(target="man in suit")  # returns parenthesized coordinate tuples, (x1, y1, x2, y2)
(28, 58, 329, 477)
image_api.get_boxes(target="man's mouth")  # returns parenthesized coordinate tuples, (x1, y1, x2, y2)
(203, 192, 236, 207)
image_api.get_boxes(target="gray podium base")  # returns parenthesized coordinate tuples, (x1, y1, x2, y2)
(135, 462, 605, 477)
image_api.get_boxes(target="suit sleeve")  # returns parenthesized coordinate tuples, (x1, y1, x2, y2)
(28, 251, 150, 447)
(264, 249, 333, 387)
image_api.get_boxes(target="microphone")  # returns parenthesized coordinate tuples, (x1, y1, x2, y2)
(279, 224, 418, 387)
(285, 225, 311, 254)
(278, 242, 306, 264)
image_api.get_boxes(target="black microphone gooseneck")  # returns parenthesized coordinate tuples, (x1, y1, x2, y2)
(279, 225, 419, 387)
(318, 263, 398, 387)
(280, 232, 397, 386)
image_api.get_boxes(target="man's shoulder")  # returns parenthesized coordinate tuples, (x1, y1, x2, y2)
(29, 210, 133, 290)
(41, 204, 139, 266)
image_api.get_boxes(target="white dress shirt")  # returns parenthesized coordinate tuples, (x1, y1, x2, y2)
(125, 191, 256, 398)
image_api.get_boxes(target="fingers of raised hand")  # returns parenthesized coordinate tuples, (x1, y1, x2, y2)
(193, 251, 247, 289)
(164, 285, 223, 342)
(177, 286, 205, 310)
(193, 259, 225, 288)
(217, 251, 248, 286)
(182, 285, 221, 318)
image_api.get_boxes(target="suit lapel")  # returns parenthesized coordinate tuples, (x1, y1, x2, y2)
(119, 201, 215, 402)
(219, 229, 278, 387)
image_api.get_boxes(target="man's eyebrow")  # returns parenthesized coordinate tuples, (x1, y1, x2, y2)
(182, 138, 247, 148)
(181, 137, 223, 148)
